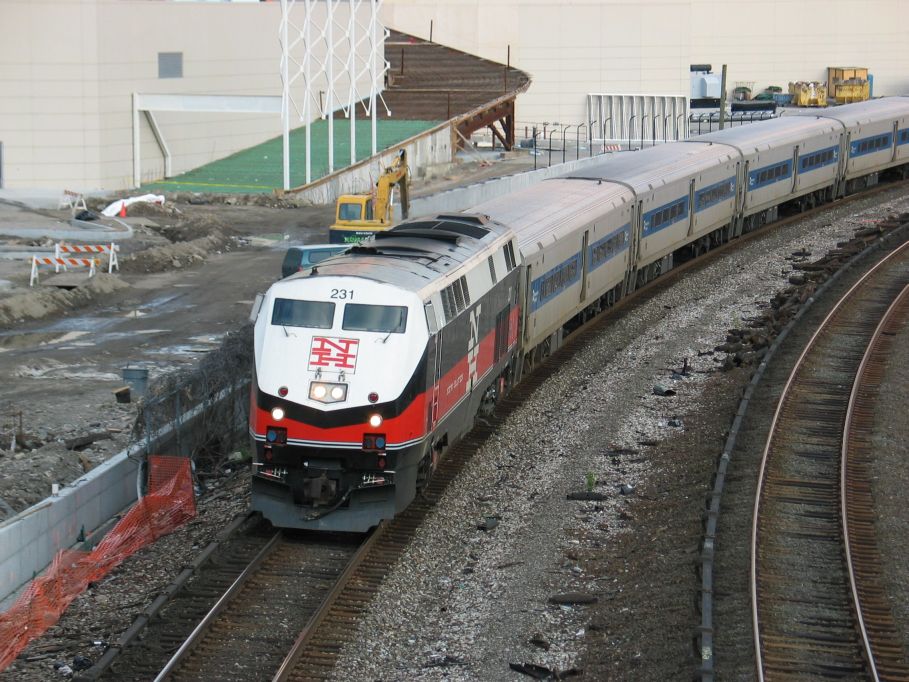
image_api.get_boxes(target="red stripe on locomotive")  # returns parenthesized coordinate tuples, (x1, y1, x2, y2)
(252, 393, 427, 447)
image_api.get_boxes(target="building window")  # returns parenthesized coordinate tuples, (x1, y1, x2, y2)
(158, 52, 183, 79)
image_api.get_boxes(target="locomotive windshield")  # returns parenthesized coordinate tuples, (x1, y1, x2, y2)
(342, 303, 407, 333)
(271, 298, 335, 328)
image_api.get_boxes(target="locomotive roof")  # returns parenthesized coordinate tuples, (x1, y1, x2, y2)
(284, 214, 511, 294)
(693, 115, 841, 152)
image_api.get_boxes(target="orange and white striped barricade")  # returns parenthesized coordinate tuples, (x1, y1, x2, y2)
(58, 189, 87, 214)
(55, 242, 119, 273)
(30, 256, 98, 286)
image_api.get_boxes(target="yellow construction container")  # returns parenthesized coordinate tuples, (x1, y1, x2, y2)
(834, 79, 870, 104)
(788, 81, 827, 107)
(827, 66, 870, 103)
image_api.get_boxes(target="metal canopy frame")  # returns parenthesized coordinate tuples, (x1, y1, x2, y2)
(280, 0, 389, 189)
(131, 93, 282, 189)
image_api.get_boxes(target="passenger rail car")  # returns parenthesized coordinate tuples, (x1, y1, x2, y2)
(250, 97, 909, 532)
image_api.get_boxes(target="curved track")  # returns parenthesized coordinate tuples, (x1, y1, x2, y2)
(751, 241, 909, 680)
(842, 282, 909, 680)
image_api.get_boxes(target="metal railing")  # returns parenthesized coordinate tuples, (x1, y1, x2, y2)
(688, 110, 779, 136)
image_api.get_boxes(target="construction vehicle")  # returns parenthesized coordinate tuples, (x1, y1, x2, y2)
(328, 149, 410, 244)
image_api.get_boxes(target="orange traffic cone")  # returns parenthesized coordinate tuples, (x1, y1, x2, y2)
(118, 202, 127, 218)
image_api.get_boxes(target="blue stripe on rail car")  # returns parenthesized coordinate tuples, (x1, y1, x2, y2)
(530, 252, 582, 312)
(588, 224, 630, 273)
(748, 160, 792, 191)
(798, 145, 839, 173)
(850, 132, 893, 157)
(642, 197, 689, 236)
(695, 177, 736, 212)
(897, 129, 909, 146)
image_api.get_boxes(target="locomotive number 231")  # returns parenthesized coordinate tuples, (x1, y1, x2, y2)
(330, 288, 354, 299)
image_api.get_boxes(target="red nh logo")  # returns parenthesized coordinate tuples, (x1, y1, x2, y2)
(309, 337, 359, 371)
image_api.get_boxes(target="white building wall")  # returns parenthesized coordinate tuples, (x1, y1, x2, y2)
(0, 0, 371, 191)
(381, 0, 909, 130)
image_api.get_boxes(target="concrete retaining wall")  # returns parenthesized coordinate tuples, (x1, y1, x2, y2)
(0, 450, 140, 605)
(0, 382, 242, 606)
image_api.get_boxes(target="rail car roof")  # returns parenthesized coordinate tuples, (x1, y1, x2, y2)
(469, 177, 633, 257)
(569, 141, 737, 194)
(693, 115, 842, 152)
(790, 96, 909, 127)
(282, 214, 512, 294)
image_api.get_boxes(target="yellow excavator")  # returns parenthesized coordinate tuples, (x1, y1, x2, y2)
(328, 149, 410, 244)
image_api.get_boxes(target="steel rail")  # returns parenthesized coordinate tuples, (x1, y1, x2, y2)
(271, 525, 383, 681)
(751, 240, 909, 680)
(841, 283, 909, 681)
(153, 531, 282, 682)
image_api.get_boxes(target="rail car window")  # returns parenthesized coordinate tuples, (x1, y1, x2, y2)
(645, 198, 687, 234)
(589, 225, 629, 270)
(851, 133, 893, 157)
(695, 178, 735, 211)
(532, 253, 582, 311)
(749, 161, 791, 190)
(899, 129, 909, 145)
(271, 298, 335, 329)
(342, 304, 407, 333)
(799, 147, 837, 172)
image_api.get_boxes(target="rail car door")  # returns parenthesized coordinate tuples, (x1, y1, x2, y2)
(791, 145, 800, 192)
(686, 179, 696, 237)
(580, 229, 589, 303)
(892, 121, 900, 163)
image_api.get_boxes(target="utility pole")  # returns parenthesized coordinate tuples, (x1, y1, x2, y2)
(718, 64, 728, 130)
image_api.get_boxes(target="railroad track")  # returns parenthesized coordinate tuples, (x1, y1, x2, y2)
(147, 532, 357, 682)
(751, 241, 909, 679)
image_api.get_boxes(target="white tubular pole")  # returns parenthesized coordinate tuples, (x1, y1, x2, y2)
(132, 92, 141, 189)
(349, 0, 356, 166)
(327, 0, 334, 174)
(304, 0, 312, 185)
(370, 0, 377, 156)
(280, 0, 291, 191)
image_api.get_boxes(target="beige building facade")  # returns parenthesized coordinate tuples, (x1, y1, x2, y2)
(0, 0, 371, 191)
(381, 0, 909, 130)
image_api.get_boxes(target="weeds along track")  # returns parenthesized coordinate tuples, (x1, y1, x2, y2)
(751, 241, 909, 679)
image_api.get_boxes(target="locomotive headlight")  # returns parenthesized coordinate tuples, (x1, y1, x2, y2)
(271, 407, 285, 421)
(368, 414, 383, 428)
(309, 381, 348, 404)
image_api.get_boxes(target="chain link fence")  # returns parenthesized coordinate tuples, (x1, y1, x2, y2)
(129, 324, 254, 488)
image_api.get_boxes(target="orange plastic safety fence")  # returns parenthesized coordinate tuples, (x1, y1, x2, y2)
(0, 456, 196, 671)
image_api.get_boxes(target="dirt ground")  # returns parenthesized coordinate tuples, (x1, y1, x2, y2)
(0, 152, 536, 518)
